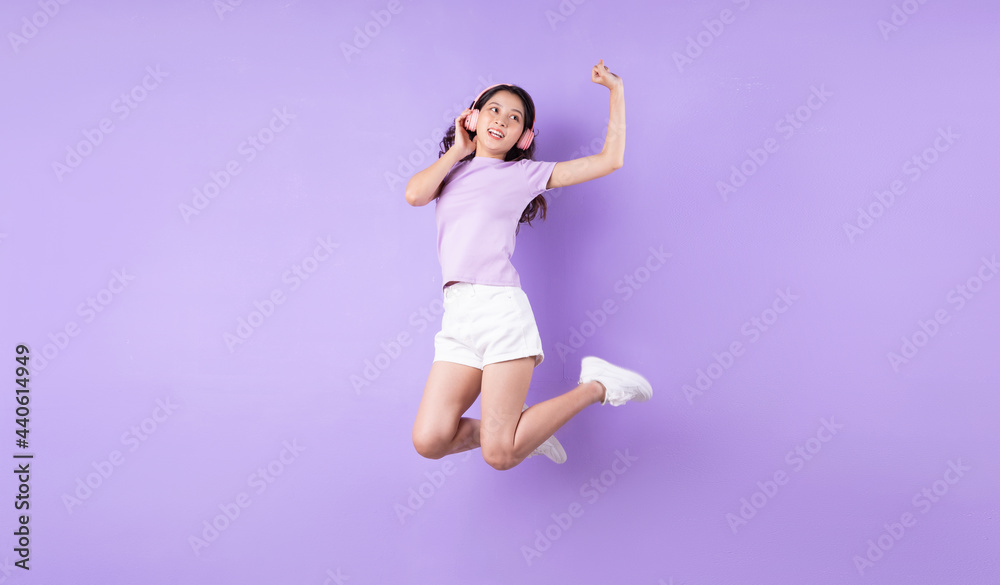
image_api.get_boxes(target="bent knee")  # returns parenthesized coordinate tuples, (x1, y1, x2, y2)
(481, 444, 518, 471)
(412, 427, 451, 460)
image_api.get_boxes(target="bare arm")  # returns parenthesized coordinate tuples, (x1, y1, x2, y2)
(405, 109, 478, 206)
(405, 147, 464, 207)
(602, 83, 626, 169)
(547, 59, 625, 190)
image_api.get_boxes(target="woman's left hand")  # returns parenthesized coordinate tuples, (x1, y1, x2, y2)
(591, 59, 622, 90)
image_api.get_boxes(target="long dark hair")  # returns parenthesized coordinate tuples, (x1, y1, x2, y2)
(438, 84, 547, 235)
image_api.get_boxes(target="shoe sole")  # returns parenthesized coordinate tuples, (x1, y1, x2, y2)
(535, 435, 567, 464)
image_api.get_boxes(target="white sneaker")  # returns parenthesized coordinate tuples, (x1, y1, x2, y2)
(579, 356, 653, 406)
(523, 404, 567, 464)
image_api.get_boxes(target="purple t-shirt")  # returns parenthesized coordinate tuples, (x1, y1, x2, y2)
(435, 156, 557, 291)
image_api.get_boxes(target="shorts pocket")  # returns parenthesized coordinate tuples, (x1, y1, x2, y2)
(506, 289, 530, 311)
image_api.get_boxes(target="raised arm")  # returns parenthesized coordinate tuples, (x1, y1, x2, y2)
(546, 59, 625, 190)
(405, 109, 478, 206)
(405, 147, 463, 206)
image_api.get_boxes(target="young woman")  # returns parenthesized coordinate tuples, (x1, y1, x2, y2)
(405, 59, 652, 471)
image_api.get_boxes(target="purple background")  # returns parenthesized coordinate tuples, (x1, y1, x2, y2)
(1, 0, 998, 583)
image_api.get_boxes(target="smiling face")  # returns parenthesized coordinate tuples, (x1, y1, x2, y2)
(474, 90, 526, 159)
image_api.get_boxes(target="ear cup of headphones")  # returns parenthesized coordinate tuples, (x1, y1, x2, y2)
(516, 128, 534, 150)
(464, 109, 479, 132)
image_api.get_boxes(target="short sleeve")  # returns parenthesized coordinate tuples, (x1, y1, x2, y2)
(517, 159, 557, 198)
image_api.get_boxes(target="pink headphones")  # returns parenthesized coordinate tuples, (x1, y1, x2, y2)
(463, 83, 535, 151)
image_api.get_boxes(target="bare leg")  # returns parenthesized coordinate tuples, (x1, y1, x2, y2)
(412, 361, 484, 459)
(514, 380, 604, 458)
(480, 356, 606, 470)
(440, 417, 481, 455)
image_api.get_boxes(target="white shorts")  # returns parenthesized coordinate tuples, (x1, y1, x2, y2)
(433, 282, 544, 370)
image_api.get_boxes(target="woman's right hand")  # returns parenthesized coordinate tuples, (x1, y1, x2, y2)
(451, 108, 477, 158)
